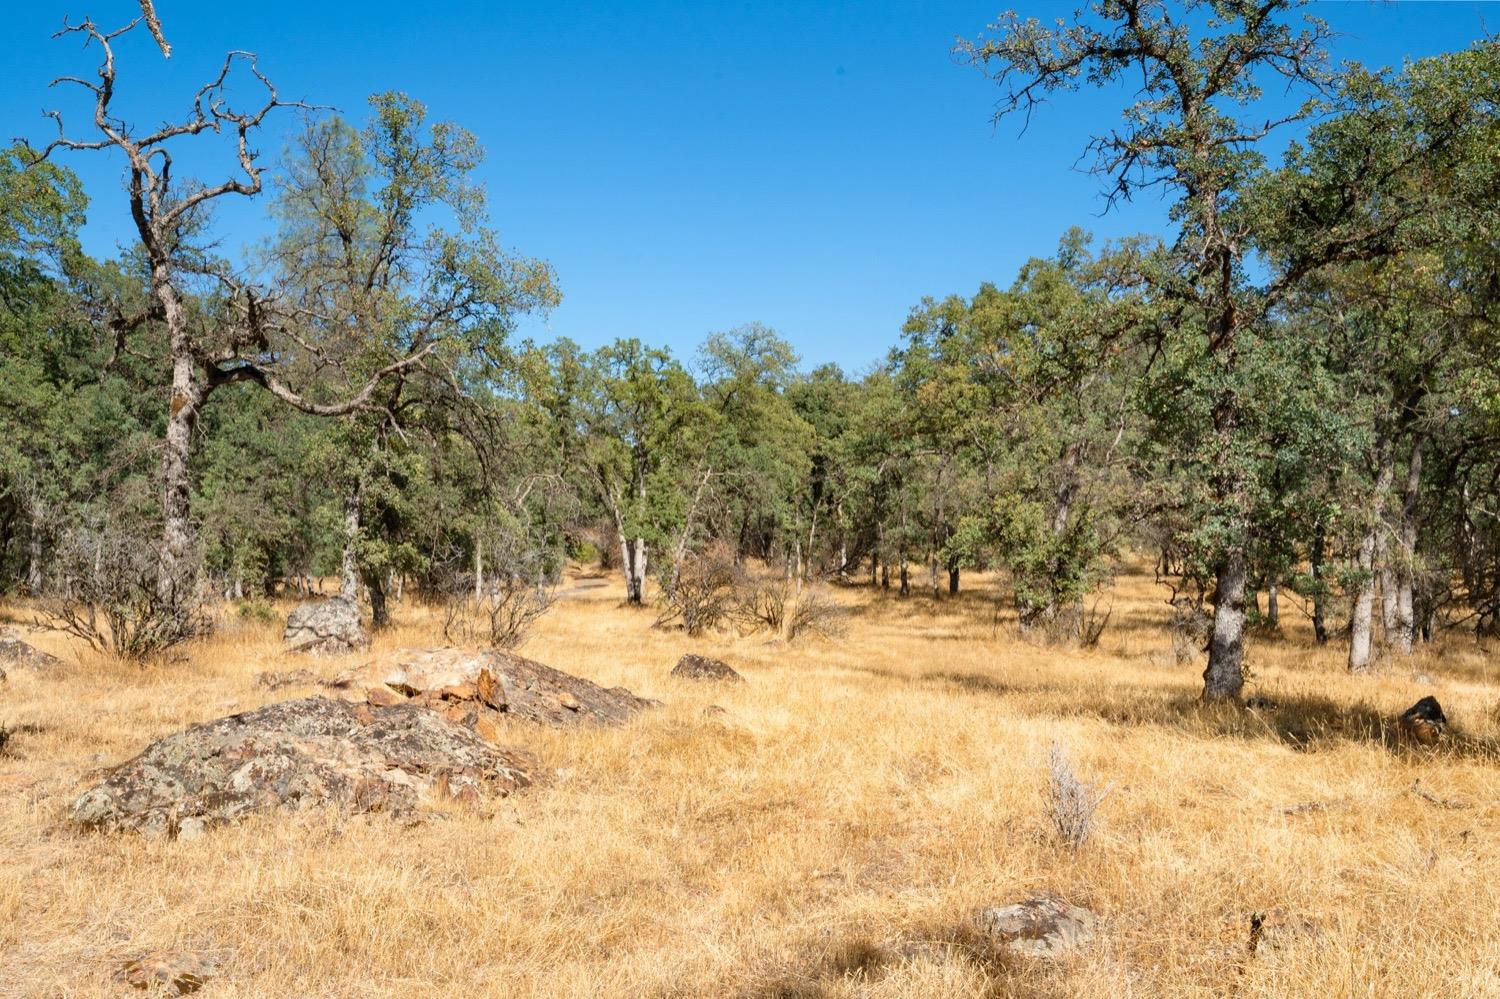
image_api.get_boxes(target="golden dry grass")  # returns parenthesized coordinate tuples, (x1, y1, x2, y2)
(2, 566, 1499, 997)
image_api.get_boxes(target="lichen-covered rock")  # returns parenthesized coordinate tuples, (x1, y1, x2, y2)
(331, 647, 658, 727)
(976, 895, 1097, 959)
(671, 653, 743, 683)
(71, 696, 537, 837)
(282, 597, 368, 654)
(256, 668, 318, 690)
(0, 628, 62, 671)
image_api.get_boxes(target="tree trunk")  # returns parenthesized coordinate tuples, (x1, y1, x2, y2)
(870, 556, 878, 588)
(929, 551, 939, 599)
(340, 490, 360, 602)
(622, 536, 647, 605)
(898, 553, 910, 598)
(1050, 442, 1080, 536)
(365, 569, 388, 629)
(159, 352, 202, 603)
(1203, 549, 1247, 700)
(474, 539, 483, 602)
(1349, 527, 1378, 672)
(24, 499, 44, 595)
(1378, 537, 1398, 642)
(1391, 436, 1424, 656)
(1311, 524, 1328, 645)
(1265, 582, 1279, 630)
(948, 557, 960, 596)
(1350, 448, 1395, 671)
(881, 561, 890, 591)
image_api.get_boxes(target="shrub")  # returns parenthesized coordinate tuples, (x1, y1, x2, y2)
(43, 528, 208, 661)
(656, 546, 744, 636)
(1045, 741, 1114, 848)
(738, 577, 847, 643)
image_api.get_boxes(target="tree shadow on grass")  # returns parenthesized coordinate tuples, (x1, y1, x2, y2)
(843, 662, 1500, 763)
(1075, 690, 1500, 762)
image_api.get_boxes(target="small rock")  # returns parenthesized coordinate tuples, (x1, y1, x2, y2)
(975, 895, 1097, 959)
(671, 653, 744, 683)
(256, 669, 317, 691)
(1398, 696, 1447, 745)
(282, 598, 369, 655)
(364, 685, 404, 707)
(115, 950, 216, 994)
(1411, 672, 1436, 687)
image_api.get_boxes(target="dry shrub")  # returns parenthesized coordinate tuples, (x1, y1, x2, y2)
(656, 546, 745, 636)
(739, 577, 846, 643)
(1169, 595, 1213, 664)
(1045, 740, 1114, 848)
(444, 574, 554, 649)
(42, 528, 207, 661)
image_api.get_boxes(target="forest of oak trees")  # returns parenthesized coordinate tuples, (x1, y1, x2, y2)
(3, 0, 1500, 699)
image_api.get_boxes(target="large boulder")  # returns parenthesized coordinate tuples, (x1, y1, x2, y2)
(671, 653, 744, 683)
(0, 627, 62, 671)
(282, 597, 368, 654)
(331, 648, 658, 728)
(975, 895, 1098, 959)
(71, 696, 537, 838)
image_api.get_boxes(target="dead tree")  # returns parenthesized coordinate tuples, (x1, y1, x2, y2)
(30, 16, 442, 609)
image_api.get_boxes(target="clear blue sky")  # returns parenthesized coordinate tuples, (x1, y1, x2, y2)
(3, 1, 1493, 370)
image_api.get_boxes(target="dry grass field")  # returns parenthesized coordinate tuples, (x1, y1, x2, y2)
(2, 565, 1498, 997)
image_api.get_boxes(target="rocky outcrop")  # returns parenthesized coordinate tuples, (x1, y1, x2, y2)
(330, 648, 658, 728)
(0, 628, 62, 671)
(71, 696, 537, 838)
(282, 597, 368, 654)
(671, 653, 743, 683)
(975, 895, 1098, 959)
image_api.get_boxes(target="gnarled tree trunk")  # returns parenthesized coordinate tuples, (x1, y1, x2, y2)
(1204, 549, 1247, 699)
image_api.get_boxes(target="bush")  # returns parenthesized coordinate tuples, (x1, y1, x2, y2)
(738, 577, 846, 643)
(43, 528, 208, 661)
(656, 546, 745, 636)
(1168, 595, 1212, 664)
(1045, 741, 1114, 848)
(237, 599, 279, 623)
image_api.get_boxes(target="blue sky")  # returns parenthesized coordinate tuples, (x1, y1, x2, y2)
(3, 1, 1494, 371)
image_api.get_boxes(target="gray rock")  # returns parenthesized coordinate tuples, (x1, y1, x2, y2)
(282, 597, 368, 654)
(976, 895, 1098, 959)
(71, 696, 537, 837)
(0, 628, 62, 671)
(671, 653, 744, 683)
